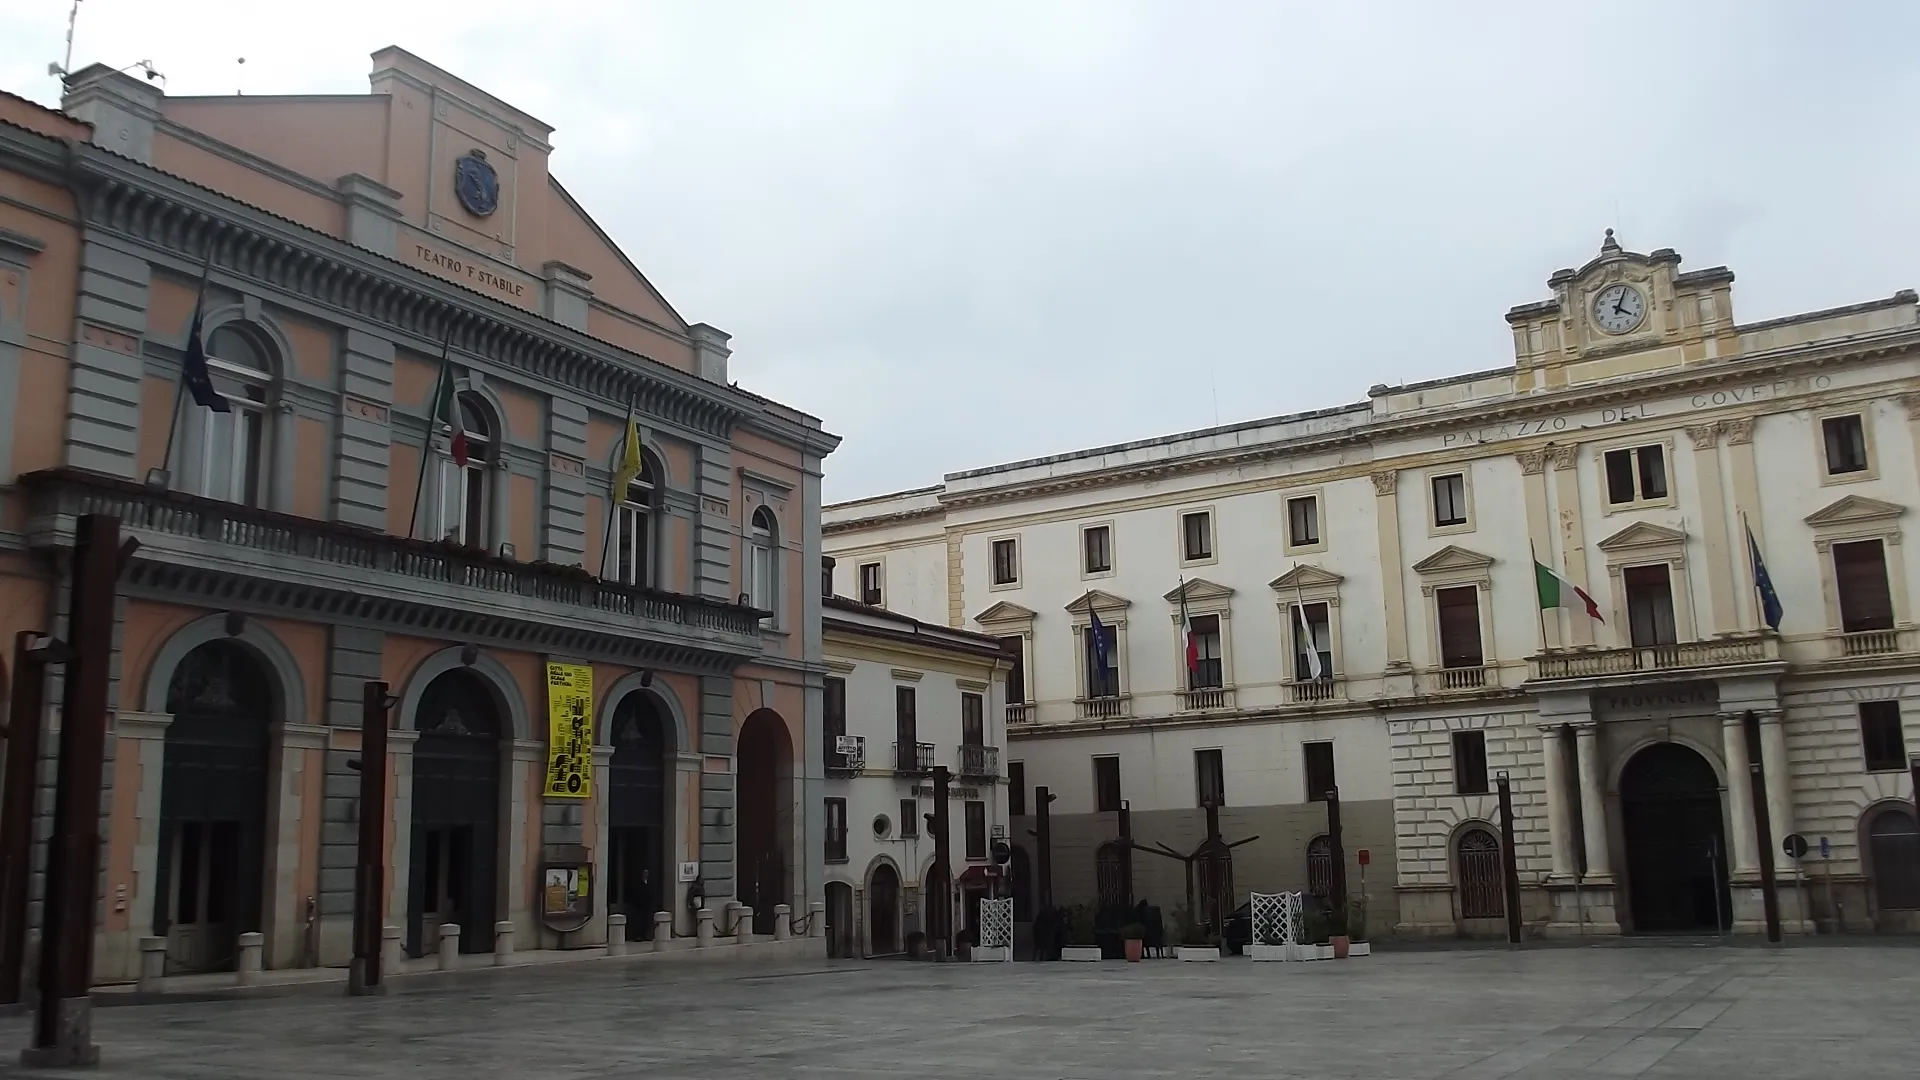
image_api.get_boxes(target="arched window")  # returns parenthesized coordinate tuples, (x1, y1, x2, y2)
(1306, 834, 1332, 898)
(748, 506, 777, 622)
(1456, 827, 1504, 919)
(615, 455, 659, 587)
(1867, 806, 1920, 911)
(437, 392, 493, 547)
(196, 324, 273, 506)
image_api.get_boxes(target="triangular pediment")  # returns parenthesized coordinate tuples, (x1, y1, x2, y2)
(1412, 545, 1495, 575)
(1064, 589, 1131, 615)
(1269, 564, 1344, 591)
(1805, 495, 1904, 528)
(1597, 521, 1688, 552)
(1163, 577, 1234, 604)
(972, 601, 1037, 627)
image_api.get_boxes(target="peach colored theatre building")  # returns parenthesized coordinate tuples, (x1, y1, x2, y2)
(0, 48, 837, 983)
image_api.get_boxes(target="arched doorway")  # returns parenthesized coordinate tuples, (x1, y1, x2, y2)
(736, 709, 792, 935)
(1456, 827, 1504, 920)
(1865, 805, 1920, 914)
(408, 669, 502, 956)
(1306, 835, 1333, 900)
(869, 863, 900, 954)
(824, 880, 855, 958)
(607, 691, 670, 940)
(1621, 743, 1731, 932)
(154, 640, 274, 974)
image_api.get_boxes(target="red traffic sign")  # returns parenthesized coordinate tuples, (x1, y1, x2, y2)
(1357, 848, 1371, 866)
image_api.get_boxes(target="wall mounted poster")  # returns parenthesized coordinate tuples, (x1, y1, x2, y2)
(544, 662, 593, 798)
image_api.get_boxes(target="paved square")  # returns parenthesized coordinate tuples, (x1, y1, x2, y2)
(0, 944, 1910, 1078)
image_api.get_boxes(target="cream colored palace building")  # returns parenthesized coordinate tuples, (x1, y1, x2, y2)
(823, 233, 1920, 938)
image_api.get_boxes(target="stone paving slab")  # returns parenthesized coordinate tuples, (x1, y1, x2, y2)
(0, 943, 1910, 1078)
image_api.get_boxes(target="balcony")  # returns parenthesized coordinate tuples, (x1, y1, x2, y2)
(957, 743, 1001, 779)
(20, 467, 766, 660)
(1005, 702, 1031, 726)
(825, 735, 865, 775)
(892, 741, 935, 776)
(1076, 695, 1128, 721)
(1431, 665, 1489, 692)
(1177, 686, 1233, 712)
(1834, 627, 1917, 658)
(1287, 678, 1343, 705)
(1528, 632, 1782, 682)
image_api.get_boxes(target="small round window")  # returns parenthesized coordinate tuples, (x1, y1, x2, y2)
(872, 815, 891, 839)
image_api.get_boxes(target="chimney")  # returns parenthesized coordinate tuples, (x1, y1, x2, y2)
(59, 63, 165, 163)
(688, 323, 731, 385)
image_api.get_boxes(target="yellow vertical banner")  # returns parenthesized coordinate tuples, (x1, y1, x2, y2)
(544, 662, 594, 798)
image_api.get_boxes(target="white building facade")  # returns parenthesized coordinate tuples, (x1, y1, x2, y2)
(819, 574, 1012, 956)
(825, 233, 1920, 938)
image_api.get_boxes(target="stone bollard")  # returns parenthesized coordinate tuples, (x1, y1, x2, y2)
(137, 936, 167, 994)
(437, 922, 461, 970)
(735, 906, 755, 945)
(235, 932, 264, 986)
(695, 907, 713, 947)
(381, 925, 403, 975)
(492, 920, 515, 967)
(808, 901, 824, 938)
(652, 911, 673, 952)
(607, 914, 628, 956)
(774, 904, 791, 941)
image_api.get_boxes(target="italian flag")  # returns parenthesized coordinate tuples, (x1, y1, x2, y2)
(1535, 560, 1603, 623)
(430, 347, 469, 467)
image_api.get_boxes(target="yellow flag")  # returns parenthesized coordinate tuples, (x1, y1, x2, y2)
(611, 403, 642, 496)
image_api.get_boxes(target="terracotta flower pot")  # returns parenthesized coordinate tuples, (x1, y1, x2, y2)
(1124, 938, 1143, 962)
(1332, 935, 1351, 959)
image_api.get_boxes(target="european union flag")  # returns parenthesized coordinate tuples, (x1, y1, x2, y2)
(180, 252, 229, 414)
(1748, 524, 1783, 631)
(1088, 605, 1113, 697)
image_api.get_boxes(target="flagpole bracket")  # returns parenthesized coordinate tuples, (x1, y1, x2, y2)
(142, 468, 171, 492)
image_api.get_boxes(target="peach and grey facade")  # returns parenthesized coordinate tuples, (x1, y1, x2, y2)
(0, 48, 836, 984)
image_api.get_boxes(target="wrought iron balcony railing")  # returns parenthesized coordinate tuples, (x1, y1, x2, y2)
(825, 735, 866, 775)
(893, 741, 935, 776)
(957, 743, 1000, 778)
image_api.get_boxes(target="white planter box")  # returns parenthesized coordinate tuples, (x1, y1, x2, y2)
(970, 946, 1012, 962)
(1350, 941, 1371, 957)
(1060, 946, 1103, 962)
(1303, 944, 1334, 961)
(1248, 944, 1289, 962)
(1176, 945, 1219, 962)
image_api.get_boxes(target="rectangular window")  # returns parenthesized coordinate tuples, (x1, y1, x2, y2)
(999, 636, 1026, 705)
(1432, 473, 1468, 527)
(748, 539, 773, 614)
(1604, 445, 1668, 505)
(858, 562, 882, 605)
(895, 686, 918, 771)
(1452, 731, 1489, 795)
(900, 798, 919, 838)
(823, 676, 846, 764)
(964, 801, 987, 860)
(1188, 613, 1223, 689)
(1008, 761, 1026, 816)
(1195, 748, 1225, 807)
(1291, 601, 1333, 681)
(1623, 564, 1678, 647)
(990, 537, 1020, 585)
(1835, 539, 1895, 632)
(1303, 741, 1337, 802)
(1286, 496, 1320, 548)
(437, 459, 488, 546)
(1823, 414, 1869, 475)
(200, 404, 266, 508)
(1181, 510, 1213, 561)
(1860, 701, 1908, 772)
(1083, 625, 1120, 698)
(616, 503, 652, 586)
(824, 797, 847, 863)
(1093, 756, 1122, 813)
(1083, 524, 1112, 574)
(961, 692, 985, 745)
(1435, 585, 1485, 668)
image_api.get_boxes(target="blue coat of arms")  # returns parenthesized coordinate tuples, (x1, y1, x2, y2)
(454, 149, 499, 217)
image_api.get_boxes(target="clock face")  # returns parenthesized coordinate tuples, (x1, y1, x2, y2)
(1592, 283, 1646, 334)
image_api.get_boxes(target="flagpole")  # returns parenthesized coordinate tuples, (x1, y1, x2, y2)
(408, 327, 454, 541)
(1293, 579, 1316, 682)
(1530, 539, 1552, 654)
(157, 245, 217, 489)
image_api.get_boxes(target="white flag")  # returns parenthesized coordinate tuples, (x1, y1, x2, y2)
(1296, 601, 1326, 681)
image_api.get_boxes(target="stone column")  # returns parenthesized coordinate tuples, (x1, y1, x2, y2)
(1538, 724, 1575, 880)
(1720, 713, 1760, 876)
(1573, 723, 1611, 881)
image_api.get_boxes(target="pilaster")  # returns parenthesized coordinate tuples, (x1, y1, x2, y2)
(1516, 449, 1558, 648)
(1370, 470, 1410, 669)
(543, 396, 589, 565)
(1724, 416, 1764, 629)
(1686, 421, 1738, 635)
(1719, 712, 1760, 876)
(332, 329, 395, 529)
(65, 240, 150, 478)
(694, 445, 735, 599)
(1572, 722, 1611, 881)
(335, 174, 404, 256)
(1549, 445, 1595, 646)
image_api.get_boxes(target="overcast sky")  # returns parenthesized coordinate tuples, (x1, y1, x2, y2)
(5, 2, 1917, 503)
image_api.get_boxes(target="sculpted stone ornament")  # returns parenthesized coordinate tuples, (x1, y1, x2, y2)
(1686, 422, 1723, 450)
(455, 149, 500, 217)
(1370, 470, 1397, 496)
(1515, 449, 1547, 476)
(1723, 416, 1756, 445)
(1546, 444, 1578, 471)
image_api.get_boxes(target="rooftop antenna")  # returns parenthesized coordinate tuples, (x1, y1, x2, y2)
(44, 0, 82, 85)
(236, 56, 246, 95)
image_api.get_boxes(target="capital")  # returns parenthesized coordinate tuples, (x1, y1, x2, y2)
(1515, 448, 1548, 476)
(1686, 421, 1723, 450)
(1723, 416, 1756, 445)
(1546, 444, 1578, 470)
(1370, 470, 1397, 496)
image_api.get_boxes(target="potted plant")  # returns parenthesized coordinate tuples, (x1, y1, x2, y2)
(1347, 898, 1371, 958)
(1060, 905, 1101, 962)
(1172, 905, 1219, 963)
(1329, 901, 1351, 959)
(1121, 922, 1146, 963)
